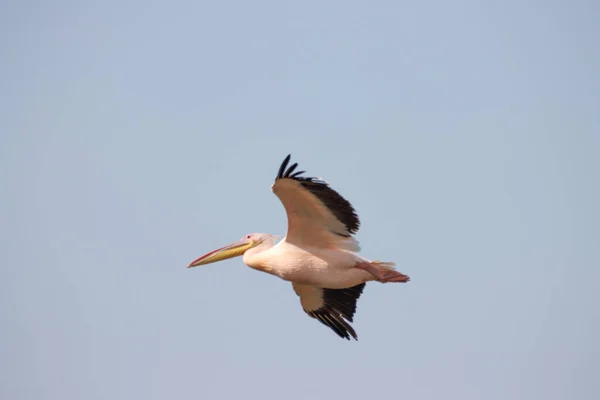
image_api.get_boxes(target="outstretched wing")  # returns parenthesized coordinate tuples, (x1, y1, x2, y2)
(271, 154, 361, 251)
(292, 282, 366, 340)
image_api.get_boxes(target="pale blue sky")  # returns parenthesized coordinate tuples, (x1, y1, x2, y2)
(2, 1, 599, 399)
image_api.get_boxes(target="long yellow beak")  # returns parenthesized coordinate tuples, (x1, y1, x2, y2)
(187, 238, 255, 268)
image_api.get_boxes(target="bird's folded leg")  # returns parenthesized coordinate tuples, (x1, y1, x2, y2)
(354, 261, 410, 283)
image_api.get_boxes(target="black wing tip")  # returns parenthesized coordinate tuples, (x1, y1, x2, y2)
(309, 282, 366, 341)
(276, 154, 292, 180)
(309, 310, 358, 341)
(276, 154, 312, 181)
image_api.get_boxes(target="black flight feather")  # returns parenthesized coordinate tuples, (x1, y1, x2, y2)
(307, 283, 366, 340)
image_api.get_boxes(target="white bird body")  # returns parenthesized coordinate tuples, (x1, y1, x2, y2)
(244, 239, 372, 289)
(188, 155, 410, 340)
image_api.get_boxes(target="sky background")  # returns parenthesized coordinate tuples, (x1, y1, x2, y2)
(2, 1, 599, 399)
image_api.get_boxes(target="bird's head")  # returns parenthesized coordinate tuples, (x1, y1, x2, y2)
(187, 233, 275, 268)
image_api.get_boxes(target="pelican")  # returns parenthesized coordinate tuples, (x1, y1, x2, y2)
(188, 155, 410, 340)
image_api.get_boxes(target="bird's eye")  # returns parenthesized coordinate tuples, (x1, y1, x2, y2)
(246, 235, 251, 239)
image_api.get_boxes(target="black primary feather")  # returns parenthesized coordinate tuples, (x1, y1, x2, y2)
(307, 283, 366, 340)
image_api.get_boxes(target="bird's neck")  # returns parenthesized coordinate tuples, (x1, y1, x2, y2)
(243, 239, 277, 275)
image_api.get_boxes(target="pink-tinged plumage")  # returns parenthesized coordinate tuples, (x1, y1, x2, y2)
(187, 154, 410, 340)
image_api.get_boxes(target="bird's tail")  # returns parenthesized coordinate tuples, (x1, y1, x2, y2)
(371, 261, 396, 270)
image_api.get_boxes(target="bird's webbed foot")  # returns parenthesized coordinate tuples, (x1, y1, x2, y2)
(354, 261, 410, 283)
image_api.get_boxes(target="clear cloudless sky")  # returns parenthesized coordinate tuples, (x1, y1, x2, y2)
(1, 1, 599, 399)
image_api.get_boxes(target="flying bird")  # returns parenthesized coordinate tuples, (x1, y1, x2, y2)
(188, 154, 410, 340)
